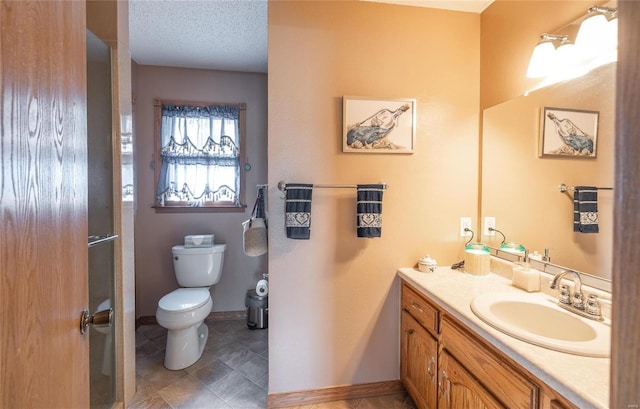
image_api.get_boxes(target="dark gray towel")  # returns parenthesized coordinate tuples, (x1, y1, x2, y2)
(255, 187, 267, 220)
(573, 186, 599, 233)
(357, 184, 384, 238)
(285, 183, 313, 239)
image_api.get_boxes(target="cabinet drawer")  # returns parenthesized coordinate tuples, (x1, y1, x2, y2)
(440, 315, 538, 409)
(402, 282, 439, 336)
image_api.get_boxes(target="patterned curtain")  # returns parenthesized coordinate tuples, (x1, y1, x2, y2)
(156, 104, 240, 206)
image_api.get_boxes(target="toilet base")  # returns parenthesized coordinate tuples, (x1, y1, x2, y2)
(163, 322, 209, 370)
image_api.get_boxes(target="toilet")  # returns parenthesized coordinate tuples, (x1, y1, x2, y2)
(156, 243, 226, 370)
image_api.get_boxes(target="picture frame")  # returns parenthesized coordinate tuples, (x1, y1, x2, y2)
(539, 106, 599, 158)
(343, 96, 416, 153)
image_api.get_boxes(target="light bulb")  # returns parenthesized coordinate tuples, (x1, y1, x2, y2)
(608, 16, 618, 43)
(555, 39, 575, 77)
(526, 40, 556, 78)
(575, 13, 609, 63)
(607, 16, 618, 55)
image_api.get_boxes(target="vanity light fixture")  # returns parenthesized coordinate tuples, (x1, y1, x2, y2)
(575, 5, 617, 61)
(555, 37, 576, 77)
(526, 5, 617, 84)
(526, 34, 568, 78)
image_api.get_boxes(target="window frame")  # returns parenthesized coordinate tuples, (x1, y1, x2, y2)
(152, 98, 247, 212)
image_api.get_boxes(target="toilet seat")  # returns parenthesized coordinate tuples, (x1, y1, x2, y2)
(158, 288, 210, 313)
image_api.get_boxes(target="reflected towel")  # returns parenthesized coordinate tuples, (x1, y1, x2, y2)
(255, 187, 267, 220)
(357, 184, 384, 238)
(573, 186, 599, 233)
(285, 183, 313, 239)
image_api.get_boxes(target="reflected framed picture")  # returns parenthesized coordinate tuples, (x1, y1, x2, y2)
(539, 106, 599, 158)
(342, 96, 416, 153)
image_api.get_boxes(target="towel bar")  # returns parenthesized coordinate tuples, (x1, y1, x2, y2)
(558, 183, 613, 193)
(88, 234, 119, 248)
(277, 180, 388, 193)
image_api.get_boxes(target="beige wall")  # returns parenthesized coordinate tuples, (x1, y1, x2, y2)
(134, 66, 268, 316)
(268, 1, 480, 393)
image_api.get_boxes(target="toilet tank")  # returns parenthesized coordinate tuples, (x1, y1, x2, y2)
(171, 244, 226, 287)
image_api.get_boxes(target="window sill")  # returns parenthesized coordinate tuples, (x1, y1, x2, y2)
(152, 204, 247, 213)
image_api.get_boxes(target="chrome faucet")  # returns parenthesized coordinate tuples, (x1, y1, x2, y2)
(550, 270, 603, 321)
(550, 270, 583, 303)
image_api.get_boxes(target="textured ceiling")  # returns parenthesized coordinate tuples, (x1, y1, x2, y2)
(129, 0, 268, 73)
(128, 0, 493, 73)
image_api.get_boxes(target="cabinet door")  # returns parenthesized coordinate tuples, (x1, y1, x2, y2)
(440, 316, 538, 408)
(402, 311, 438, 409)
(438, 351, 506, 409)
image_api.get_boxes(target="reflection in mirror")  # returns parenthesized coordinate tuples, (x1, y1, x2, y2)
(481, 63, 615, 280)
(87, 29, 116, 408)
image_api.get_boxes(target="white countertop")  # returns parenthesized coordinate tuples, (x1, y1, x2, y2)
(398, 266, 610, 409)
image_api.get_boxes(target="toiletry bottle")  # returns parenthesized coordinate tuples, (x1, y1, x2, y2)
(511, 250, 541, 292)
(528, 251, 543, 261)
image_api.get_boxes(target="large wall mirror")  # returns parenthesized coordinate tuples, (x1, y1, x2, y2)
(481, 62, 615, 280)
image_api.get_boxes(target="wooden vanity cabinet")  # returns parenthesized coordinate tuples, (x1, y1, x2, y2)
(401, 283, 440, 408)
(401, 283, 439, 333)
(539, 383, 577, 409)
(439, 315, 538, 408)
(438, 350, 506, 409)
(400, 281, 578, 409)
(402, 310, 438, 409)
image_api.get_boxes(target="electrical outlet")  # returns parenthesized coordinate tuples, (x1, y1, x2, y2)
(460, 217, 472, 237)
(484, 217, 496, 236)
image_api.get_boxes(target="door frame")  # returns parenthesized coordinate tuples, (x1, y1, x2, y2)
(611, 1, 640, 407)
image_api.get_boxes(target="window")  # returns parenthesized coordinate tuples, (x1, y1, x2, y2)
(153, 99, 246, 210)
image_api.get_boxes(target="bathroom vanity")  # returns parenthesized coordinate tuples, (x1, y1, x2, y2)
(398, 266, 610, 409)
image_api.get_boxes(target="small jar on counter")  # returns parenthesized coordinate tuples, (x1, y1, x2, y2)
(418, 255, 437, 273)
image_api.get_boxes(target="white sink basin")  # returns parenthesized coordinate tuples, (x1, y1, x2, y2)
(470, 292, 611, 357)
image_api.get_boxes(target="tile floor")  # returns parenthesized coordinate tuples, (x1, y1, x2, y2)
(129, 319, 416, 409)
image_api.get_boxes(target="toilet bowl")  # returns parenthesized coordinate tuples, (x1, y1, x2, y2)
(156, 288, 213, 370)
(155, 243, 226, 370)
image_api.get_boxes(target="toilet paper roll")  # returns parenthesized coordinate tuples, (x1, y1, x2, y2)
(255, 279, 269, 296)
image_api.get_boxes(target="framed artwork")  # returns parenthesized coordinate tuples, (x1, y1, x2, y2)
(539, 107, 599, 158)
(343, 96, 416, 153)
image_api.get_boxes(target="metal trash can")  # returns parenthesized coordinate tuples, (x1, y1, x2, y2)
(246, 289, 268, 330)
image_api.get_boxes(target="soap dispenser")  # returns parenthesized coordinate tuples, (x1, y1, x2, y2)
(511, 250, 540, 292)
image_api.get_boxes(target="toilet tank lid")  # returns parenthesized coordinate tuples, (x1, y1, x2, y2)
(158, 288, 210, 312)
(172, 244, 226, 254)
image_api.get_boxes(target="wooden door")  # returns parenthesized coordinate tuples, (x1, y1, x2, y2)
(401, 310, 438, 409)
(1, 1, 89, 408)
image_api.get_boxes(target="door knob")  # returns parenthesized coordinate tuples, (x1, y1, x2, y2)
(80, 308, 113, 334)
